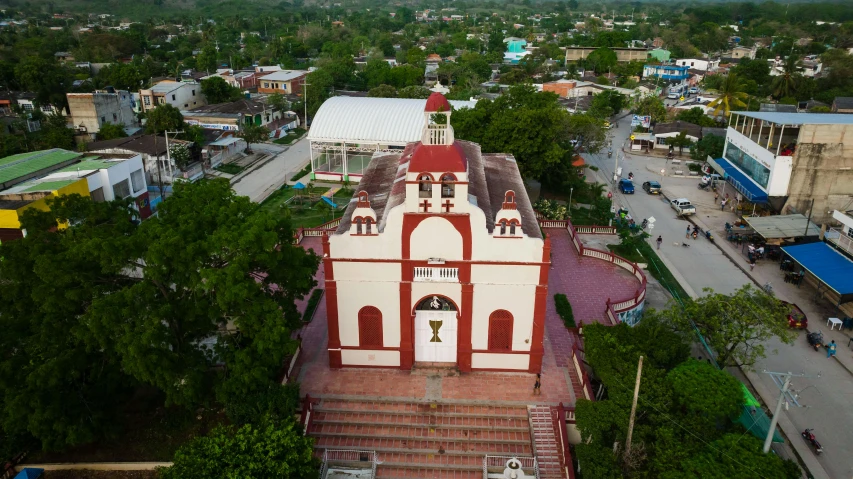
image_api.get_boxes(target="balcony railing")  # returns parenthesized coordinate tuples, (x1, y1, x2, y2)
(826, 228, 853, 257)
(414, 267, 459, 282)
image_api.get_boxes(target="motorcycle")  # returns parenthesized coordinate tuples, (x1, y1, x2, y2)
(802, 429, 823, 455)
(608, 150, 613, 158)
(628, 172, 634, 180)
(692, 230, 698, 240)
(640, 218, 649, 230)
(698, 181, 711, 190)
(705, 229, 714, 241)
(806, 331, 824, 351)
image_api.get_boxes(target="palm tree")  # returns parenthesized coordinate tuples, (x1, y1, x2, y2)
(771, 55, 803, 99)
(708, 73, 749, 118)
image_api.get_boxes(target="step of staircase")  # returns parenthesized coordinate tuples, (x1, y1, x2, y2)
(309, 398, 535, 478)
(528, 406, 566, 479)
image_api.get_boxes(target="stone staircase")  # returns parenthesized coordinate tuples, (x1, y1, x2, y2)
(528, 406, 565, 479)
(308, 398, 536, 479)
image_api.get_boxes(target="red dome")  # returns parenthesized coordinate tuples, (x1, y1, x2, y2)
(424, 92, 452, 112)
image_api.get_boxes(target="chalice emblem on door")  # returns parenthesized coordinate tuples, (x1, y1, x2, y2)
(429, 320, 442, 342)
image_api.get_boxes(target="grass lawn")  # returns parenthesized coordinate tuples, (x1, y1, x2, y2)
(333, 188, 354, 198)
(260, 187, 329, 212)
(289, 203, 344, 228)
(273, 128, 307, 145)
(215, 163, 244, 175)
(259, 186, 344, 228)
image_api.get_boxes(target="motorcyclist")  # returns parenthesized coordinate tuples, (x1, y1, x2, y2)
(628, 172, 634, 180)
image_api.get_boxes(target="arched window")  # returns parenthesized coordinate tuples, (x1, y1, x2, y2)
(355, 217, 363, 235)
(499, 220, 507, 235)
(358, 306, 383, 348)
(418, 174, 433, 198)
(509, 220, 517, 235)
(440, 173, 456, 198)
(365, 218, 373, 234)
(488, 310, 513, 351)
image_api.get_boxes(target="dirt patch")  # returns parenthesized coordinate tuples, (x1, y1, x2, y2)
(44, 471, 159, 479)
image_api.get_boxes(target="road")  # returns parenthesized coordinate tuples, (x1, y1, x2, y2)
(581, 117, 849, 479)
(231, 137, 312, 203)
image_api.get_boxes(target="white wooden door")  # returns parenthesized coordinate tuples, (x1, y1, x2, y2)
(415, 311, 457, 363)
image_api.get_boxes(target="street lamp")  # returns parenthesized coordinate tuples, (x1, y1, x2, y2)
(569, 187, 574, 211)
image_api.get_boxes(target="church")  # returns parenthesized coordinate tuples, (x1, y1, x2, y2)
(321, 93, 549, 373)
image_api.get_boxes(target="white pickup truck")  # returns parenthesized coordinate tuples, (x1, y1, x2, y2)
(670, 198, 696, 216)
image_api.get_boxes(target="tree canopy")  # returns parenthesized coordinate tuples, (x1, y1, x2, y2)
(145, 104, 185, 134)
(201, 76, 244, 104)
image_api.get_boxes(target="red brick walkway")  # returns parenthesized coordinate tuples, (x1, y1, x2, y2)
(290, 230, 641, 406)
(544, 228, 639, 368)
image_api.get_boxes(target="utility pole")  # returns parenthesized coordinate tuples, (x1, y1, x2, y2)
(625, 355, 643, 456)
(164, 129, 184, 191)
(761, 370, 816, 454)
(303, 78, 310, 130)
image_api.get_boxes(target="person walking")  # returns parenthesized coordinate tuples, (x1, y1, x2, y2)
(749, 258, 756, 271)
(721, 198, 727, 211)
(714, 192, 719, 203)
(686, 226, 691, 238)
(533, 373, 541, 395)
(827, 340, 837, 359)
(656, 235, 663, 250)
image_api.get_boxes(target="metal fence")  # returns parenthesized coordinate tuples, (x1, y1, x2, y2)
(482, 455, 539, 479)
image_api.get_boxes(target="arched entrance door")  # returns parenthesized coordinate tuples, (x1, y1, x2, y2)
(414, 296, 458, 363)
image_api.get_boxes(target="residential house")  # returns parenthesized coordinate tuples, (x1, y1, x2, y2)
(722, 45, 757, 60)
(647, 48, 671, 62)
(54, 51, 74, 62)
(255, 65, 283, 74)
(832, 97, 853, 113)
(139, 81, 205, 113)
(674, 58, 719, 72)
(652, 121, 702, 150)
(565, 47, 650, 63)
(182, 98, 283, 132)
(503, 38, 529, 64)
(760, 103, 798, 113)
(67, 89, 137, 137)
(257, 70, 308, 95)
(642, 64, 689, 89)
(86, 134, 198, 186)
(200, 69, 262, 90)
(800, 58, 823, 78)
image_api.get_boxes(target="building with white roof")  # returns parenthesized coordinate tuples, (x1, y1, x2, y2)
(139, 81, 205, 113)
(308, 97, 477, 182)
(257, 70, 309, 95)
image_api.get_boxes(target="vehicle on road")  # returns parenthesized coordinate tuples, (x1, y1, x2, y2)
(802, 429, 823, 455)
(670, 198, 696, 215)
(689, 87, 699, 94)
(618, 179, 635, 194)
(667, 92, 678, 99)
(783, 301, 808, 329)
(642, 181, 661, 194)
(806, 330, 823, 351)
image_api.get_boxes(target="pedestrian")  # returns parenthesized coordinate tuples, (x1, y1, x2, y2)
(714, 192, 719, 203)
(731, 202, 736, 212)
(686, 226, 691, 238)
(656, 235, 663, 250)
(533, 373, 541, 395)
(721, 198, 726, 211)
(827, 340, 837, 359)
(725, 193, 730, 201)
(749, 258, 756, 271)
(757, 245, 765, 259)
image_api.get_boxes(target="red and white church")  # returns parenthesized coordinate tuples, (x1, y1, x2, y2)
(321, 93, 549, 373)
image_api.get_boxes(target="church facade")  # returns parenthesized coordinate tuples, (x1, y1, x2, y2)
(321, 93, 549, 373)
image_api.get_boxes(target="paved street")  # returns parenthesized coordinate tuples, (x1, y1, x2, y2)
(231, 137, 312, 203)
(581, 116, 849, 479)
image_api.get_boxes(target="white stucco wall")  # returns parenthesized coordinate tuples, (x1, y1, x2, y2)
(724, 127, 792, 196)
(410, 216, 464, 261)
(336, 280, 401, 348)
(471, 353, 529, 370)
(341, 349, 401, 367)
(470, 283, 537, 351)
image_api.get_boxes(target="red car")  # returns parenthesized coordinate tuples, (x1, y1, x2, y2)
(783, 302, 808, 329)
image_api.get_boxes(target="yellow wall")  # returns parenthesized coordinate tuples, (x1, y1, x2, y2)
(0, 179, 90, 229)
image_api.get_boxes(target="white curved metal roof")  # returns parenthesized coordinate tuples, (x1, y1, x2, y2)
(308, 97, 476, 145)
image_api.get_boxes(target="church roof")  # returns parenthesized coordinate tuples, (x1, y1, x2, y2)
(408, 142, 467, 173)
(334, 140, 541, 239)
(425, 92, 452, 112)
(308, 97, 477, 145)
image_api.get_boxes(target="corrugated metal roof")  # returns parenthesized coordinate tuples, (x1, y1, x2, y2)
(308, 97, 477, 144)
(0, 149, 82, 184)
(22, 179, 77, 192)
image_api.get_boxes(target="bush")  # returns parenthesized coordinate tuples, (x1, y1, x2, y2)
(302, 288, 324, 322)
(554, 294, 576, 328)
(290, 163, 312, 181)
(223, 382, 300, 426)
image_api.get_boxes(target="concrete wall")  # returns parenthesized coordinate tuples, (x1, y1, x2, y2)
(784, 124, 853, 224)
(67, 91, 136, 134)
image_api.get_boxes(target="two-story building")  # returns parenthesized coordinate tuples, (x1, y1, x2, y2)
(139, 81, 205, 113)
(566, 47, 650, 63)
(182, 98, 284, 131)
(711, 111, 853, 224)
(642, 64, 690, 90)
(257, 70, 308, 95)
(67, 89, 137, 136)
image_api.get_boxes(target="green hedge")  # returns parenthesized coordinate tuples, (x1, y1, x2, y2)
(554, 293, 576, 328)
(302, 289, 324, 322)
(290, 163, 312, 181)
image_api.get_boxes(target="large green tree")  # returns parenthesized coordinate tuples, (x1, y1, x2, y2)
(158, 417, 317, 479)
(239, 123, 270, 152)
(145, 104, 184, 134)
(665, 285, 796, 368)
(691, 134, 725, 162)
(708, 74, 749, 118)
(201, 76, 244, 104)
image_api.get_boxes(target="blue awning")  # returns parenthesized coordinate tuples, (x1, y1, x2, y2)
(782, 242, 853, 301)
(713, 158, 768, 203)
(14, 469, 44, 479)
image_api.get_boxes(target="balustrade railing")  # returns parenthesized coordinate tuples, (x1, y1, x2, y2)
(413, 267, 459, 282)
(483, 456, 539, 479)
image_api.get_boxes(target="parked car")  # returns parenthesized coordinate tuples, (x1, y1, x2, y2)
(642, 181, 661, 194)
(689, 87, 699, 94)
(670, 198, 696, 215)
(667, 92, 678, 99)
(618, 179, 635, 194)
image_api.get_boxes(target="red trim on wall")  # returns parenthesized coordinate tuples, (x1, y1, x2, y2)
(540, 235, 551, 285)
(401, 214, 472, 261)
(529, 285, 547, 373)
(471, 349, 532, 355)
(325, 280, 342, 369)
(329, 258, 549, 266)
(410, 293, 461, 315)
(399, 282, 413, 369)
(458, 284, 473, 373)
(340, 345, 400, 351)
